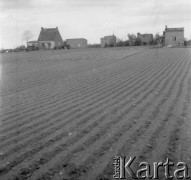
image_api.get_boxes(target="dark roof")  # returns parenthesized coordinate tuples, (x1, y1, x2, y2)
(103, 35, 116, 38)
(38, 27, 63, 42)
(66, 38, 87, 41)
(165, 27, 184, 32)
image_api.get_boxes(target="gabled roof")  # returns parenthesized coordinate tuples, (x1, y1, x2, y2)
(66, 38, 87, 41)
(38, 27, 63, 42)
(103, 35, 116, 38)
(165, 27, 184, 32)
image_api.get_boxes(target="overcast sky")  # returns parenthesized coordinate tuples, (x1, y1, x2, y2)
(0, 0, 191, 48)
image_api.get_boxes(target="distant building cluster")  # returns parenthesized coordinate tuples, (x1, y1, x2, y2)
(99, 26, 185, 48)
(27, 27, 88, 50)
(24, 25, 189, 51)
(1, 25, 189, 53)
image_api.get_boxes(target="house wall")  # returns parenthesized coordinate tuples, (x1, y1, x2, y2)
(54, 41, 62, 48)
(53, 31, 63, 48)
(137, 33, 153, 45)
(165, 31, 184, 46)
(38, 41, 55, 49)
(27, 41, 39, 51)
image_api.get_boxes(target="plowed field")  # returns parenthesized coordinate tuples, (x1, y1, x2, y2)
(0, 47, 191, 180)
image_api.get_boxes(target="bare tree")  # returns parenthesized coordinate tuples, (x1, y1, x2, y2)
(127, 33, 136, 41)
(116, 37, 122, 43)
(154, 33, 160, 40)
(22, 30, 33, 44)
(127, 33, 138, 46)
(153, 33, 161, 45)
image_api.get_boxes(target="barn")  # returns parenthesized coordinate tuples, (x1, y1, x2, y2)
(38, 27, 63, 49)
(27, 41, 39, 51)
(66, 38, 88, 48)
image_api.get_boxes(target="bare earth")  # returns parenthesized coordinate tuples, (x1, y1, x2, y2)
(0, 47, 191, 180)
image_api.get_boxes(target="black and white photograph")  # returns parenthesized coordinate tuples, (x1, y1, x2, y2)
(0, 0, 191, 179)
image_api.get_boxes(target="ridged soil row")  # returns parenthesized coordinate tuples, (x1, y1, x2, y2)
(125, 51, 191, 180)
(0, 58, 161, 144)
(157, 77, 191, 179)
(0, 50, 151, 125)
(85, 50, 191, 180)
(0, 51, 158, 131)
(0, 51, 152, 128)
(0, 50, 173, 147)
(0, 49, 178, 164)
(134, 51, 191, 162)
(0, 54, 173, 179)
(23, 50, 187, 180)
(0, 50, 142, 96)
(0, 49, 173, 148)
(0, 49, 179, 179)
(53, 50, 190, 180)
(117, 50, 191, 180)
(1, 56, 131, 111)
(0, 50, 158, 115)
(95, 50, 191, 180)
(0, 55, 175, 153)
(150, 55, 191, 179)
(0, 50, 171, 116)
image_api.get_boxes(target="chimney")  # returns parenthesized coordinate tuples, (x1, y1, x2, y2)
(41, 27, 43, 30)
(56, 27, 58, 29)
(165, 25, 167, 29)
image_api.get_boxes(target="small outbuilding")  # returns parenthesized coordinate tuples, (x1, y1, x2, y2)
(27, 41, 39, 51)
(66, 38, 88, 48)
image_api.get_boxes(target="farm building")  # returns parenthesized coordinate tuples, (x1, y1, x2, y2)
(66, 38, 88, 48)
(164, 26, 184, 47)
(137, 33, 153, 45)
(187, 40, 191, 46)
(38, 27, 63, 49)
(27, 41, 39, 51)
(101, 35, 116, 48)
